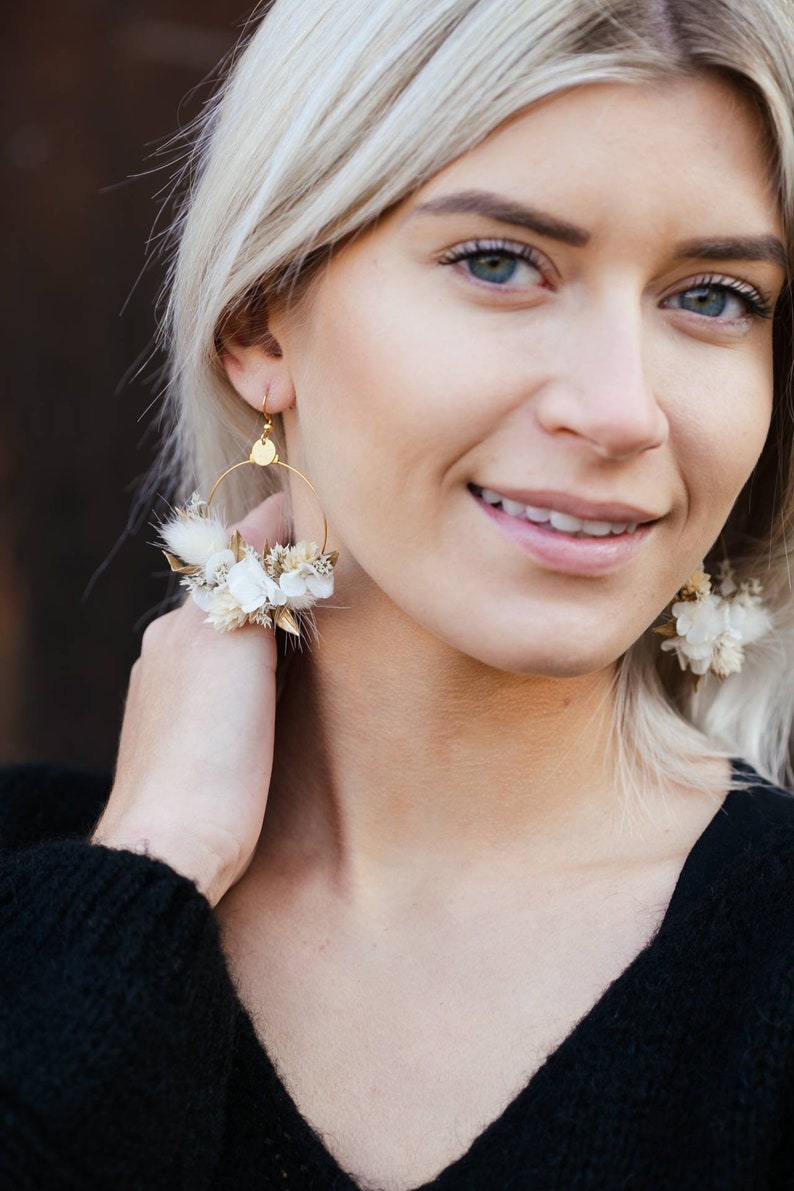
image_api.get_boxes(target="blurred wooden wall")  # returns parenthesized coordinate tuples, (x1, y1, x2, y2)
(2, 1, 247, 769)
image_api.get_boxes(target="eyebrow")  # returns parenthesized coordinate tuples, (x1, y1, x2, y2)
(411, 190, 590, 247)
(675, 235, 789, 274)
(410, 189, 789, 274)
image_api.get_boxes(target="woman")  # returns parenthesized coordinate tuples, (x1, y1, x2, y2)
(3, 0, 794, 1187)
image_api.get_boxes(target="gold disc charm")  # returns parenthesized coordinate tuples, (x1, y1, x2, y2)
(250, 438, 278, 466)
(204, 390, 328, 552)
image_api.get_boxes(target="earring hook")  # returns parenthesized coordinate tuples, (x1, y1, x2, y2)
(206, 388, 329, 553)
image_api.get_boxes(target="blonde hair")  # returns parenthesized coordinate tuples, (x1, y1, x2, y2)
(158, 0, 794, 798)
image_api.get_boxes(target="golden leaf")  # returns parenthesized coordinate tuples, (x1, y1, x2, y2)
(327, 550, 340, 566)
(653, 620, 678, 638)
(162, 551, 202, 576)
(275, 608, 300, 636)
(229, 529, 245, 562)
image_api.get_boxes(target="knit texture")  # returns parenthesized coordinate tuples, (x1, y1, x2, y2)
(1, 763, 794, 1190)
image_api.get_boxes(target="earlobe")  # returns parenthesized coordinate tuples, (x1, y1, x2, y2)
(220, 339, 296, 414)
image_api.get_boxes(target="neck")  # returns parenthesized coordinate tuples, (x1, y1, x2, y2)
(261, 589, 623, 898)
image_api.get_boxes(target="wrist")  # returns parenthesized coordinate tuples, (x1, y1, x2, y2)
(90, 824, 231, 907)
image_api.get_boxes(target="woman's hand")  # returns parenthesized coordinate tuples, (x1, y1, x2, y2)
(91, 495, 285, 908)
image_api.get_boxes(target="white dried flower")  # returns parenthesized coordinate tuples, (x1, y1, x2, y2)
(227, 553, 287, 614)
(671, 594, 730, 645)
(189, 583, 218, 613)
(710, 634, 745, 679)
(659, 565, 771, 679)
(282, 566, 334, 595)
(715, 559, 738, 597)
(661, 636, 714, 675)
(203, 586, 255, 633)
(204, 549, 236, 586)
(278, 561, 334, 600)
(725, 592, 770, 644)
(265, 541, 335, 607)
(157, 494, 339, 637)
(159, 496, 230, 566)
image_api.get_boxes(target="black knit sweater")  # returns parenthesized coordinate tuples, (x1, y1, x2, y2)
(2, 763, 794, 1190)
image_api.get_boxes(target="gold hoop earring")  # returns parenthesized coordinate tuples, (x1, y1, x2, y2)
(157, 391, 338, 637)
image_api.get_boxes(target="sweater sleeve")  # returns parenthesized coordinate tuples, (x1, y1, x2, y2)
(0, 832, 240, 1191)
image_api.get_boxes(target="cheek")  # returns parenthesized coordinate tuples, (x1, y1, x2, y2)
(668, 346, 774, 533)
(290, 272, 503, 508)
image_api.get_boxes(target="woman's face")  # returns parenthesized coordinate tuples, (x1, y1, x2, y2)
(268, 75, 786, 675)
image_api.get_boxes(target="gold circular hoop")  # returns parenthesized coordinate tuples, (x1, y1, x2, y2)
(206, 393, 329, 553)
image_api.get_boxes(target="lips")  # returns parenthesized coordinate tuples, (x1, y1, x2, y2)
(469, 484, 658, 538)
(469, 483, 659, 576)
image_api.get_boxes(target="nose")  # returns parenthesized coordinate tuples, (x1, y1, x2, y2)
(533, 299, 669, 461)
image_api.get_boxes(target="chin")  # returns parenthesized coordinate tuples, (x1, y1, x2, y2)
(438, 624, 630, 679)
(488, 650, 620, 680)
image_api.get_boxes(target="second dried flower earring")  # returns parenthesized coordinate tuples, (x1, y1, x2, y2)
(654, 561, 770, 679)
(156, 391, 339, 636)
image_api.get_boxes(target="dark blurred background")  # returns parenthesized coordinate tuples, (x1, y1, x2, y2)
(2, 1, 247, 769)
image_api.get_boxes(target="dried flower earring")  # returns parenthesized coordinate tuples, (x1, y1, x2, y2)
(654, 560, 770, 680)
(157, 391, 338, 636)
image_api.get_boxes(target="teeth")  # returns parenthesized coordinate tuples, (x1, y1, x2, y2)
(581, 520, 612, 536)
(476, 487, 641, 537)
(525, 506, 551, 524)
(549, 511, 583, 533)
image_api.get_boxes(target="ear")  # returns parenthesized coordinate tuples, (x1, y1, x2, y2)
(220, 340, 295, 419)
(220, 338, 296, 416)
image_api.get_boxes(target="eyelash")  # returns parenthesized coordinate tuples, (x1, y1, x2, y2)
(439, 238, 775, 321)
(440, 238, 546, 279)
(672, 273, 774, 321)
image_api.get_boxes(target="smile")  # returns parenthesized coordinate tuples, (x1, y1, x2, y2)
(469, 484, 658, 576)
(470, 486, 640, 537)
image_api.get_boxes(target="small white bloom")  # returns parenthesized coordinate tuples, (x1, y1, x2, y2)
(190, 584, 217, 613)
(279, 565, 335, 600)
(671, 594, 730, 646)
(739, 602, 771, 645)
(265, 541, 336, 608)
(711, 635, 745, 678)
(715, 559, 738, 597)
(203, 586, 254, 633)
(725, 597, 771, 645)
(661, 635, 714, 675)
(227, 554, 287, 613)
(204, 549, 236, 586)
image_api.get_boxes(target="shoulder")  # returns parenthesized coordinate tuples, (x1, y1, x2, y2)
(719, 763, 794, 881)
(720, 765, 794, 870)
(728, 760, 794, 826)
(666, 763, 794, 950)
(690, 766, 794, 954)
(0, 763, 111, 852)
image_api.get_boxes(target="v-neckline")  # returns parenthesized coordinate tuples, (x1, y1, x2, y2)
(231, 780, 747, 1190)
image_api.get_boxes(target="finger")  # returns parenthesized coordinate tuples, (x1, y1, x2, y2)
(233, 491, 289, 553)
